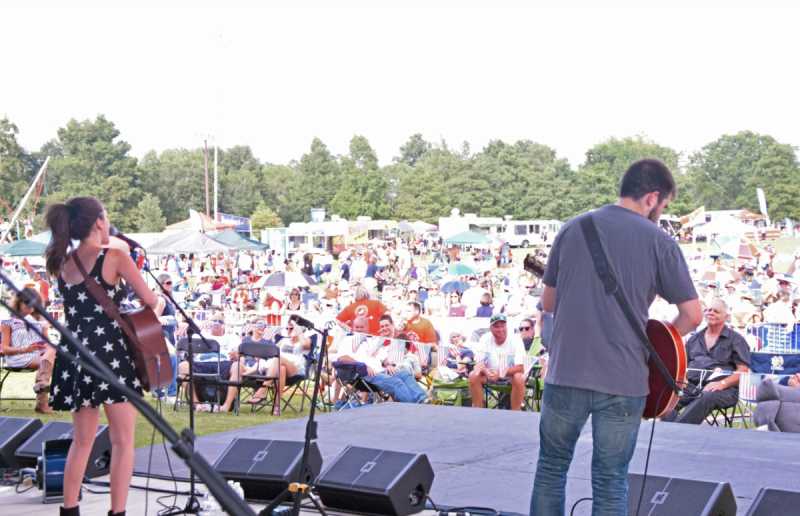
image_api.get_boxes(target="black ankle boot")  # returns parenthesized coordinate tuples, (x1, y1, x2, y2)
(60, 507, 80, 516)
(108, 511, 125, 516)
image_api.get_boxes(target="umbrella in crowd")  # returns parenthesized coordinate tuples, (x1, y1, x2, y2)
(256, 272, 317, 288)
(442, 231, 492, 245)
(433, 263, 480, 277)
(699, 264, 742, 285)
(715, 236, 760, 260)
(440, 280, 470, 294)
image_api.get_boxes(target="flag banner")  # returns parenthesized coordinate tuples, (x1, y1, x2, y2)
(523, 355, 537, 376)
(757, 188, 768, 217)
(679, 206, 706, 228)
(415, 342, 431, 367)
(472, 350, 488, 374)
(388, 339, 405, 365)
(437, 344, 450, 367)
(329, 328, 348, 352)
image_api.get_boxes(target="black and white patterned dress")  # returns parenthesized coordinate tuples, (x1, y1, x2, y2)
(50, 250, 143, 411)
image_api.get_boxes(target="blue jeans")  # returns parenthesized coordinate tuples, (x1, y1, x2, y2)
(365, 370, 427, 403)
(153, 354, 179, 397)
(531, 384, 646, 516)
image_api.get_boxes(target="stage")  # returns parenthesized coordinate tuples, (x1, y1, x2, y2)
(129, 403, 800, 515)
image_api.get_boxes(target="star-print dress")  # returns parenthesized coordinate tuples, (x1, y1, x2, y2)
(50, 250, 143, 411)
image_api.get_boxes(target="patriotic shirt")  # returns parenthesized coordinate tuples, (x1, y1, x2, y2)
(476, 332, 526, 376)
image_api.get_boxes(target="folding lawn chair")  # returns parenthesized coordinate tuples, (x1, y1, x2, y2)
(331, 361, 385, 410)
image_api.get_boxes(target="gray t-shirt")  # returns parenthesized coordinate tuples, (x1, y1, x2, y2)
(542, 205, 697, 397)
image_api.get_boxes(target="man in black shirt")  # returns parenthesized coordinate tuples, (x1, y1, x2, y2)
(662, 298, 750, 424)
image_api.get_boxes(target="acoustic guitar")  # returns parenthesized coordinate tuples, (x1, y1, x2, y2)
(522, 253, 687, 419)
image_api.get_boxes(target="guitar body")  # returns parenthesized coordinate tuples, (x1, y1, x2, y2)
(119, 306, 174, 392)
(644, 319, 686, 419)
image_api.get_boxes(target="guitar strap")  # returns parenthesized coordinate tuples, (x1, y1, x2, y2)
(578, 213, 685, 397)
(72, 251, 147, 356)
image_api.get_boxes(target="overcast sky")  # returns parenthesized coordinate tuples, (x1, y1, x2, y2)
(2, 1, 798, 169)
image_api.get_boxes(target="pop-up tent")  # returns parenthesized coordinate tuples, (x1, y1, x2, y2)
(443, 231, 492, 245)
(209, 229, 269, 251)
(146, 230, 239, 255)
(165, 212, 235, 231)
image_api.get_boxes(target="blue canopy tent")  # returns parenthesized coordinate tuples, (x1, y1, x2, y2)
(0, 239, 48, 257)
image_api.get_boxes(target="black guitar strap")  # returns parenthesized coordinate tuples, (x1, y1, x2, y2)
(578, 212, 686, 397)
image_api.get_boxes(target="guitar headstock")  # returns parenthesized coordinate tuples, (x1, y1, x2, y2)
(523, 255, 547, 279)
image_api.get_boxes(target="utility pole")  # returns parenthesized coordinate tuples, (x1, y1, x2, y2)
(214, 142, 218, 220)
(204, 140, 210, 216)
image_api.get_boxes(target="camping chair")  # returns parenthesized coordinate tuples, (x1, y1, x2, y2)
(280, 334, 320, 414)
(173, 337, 224, 414)
(236, 341, 280, 415)
(0, 353, 36, 411)
(484, 337, 543, 411)
(431, 377, 472, 407)
(330, 361, 386, 410)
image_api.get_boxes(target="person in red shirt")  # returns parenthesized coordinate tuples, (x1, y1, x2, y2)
(399, 301, 438, 344)
(336, 285, 388, 336)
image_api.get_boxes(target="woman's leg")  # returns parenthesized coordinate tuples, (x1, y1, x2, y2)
(104, 402, 138, 514)
(63, 407, 101, 508)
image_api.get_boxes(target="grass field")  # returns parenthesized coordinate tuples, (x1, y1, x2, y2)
(0, 371, 311, 448)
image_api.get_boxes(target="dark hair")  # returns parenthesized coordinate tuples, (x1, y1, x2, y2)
(407, 301, 422, 313)
(44, 196, 105, 277)
(395, 333, 411, 351)
(619, 159, 676, 204)
(480, 293, 493, 306)
(378, 314, 393, 324)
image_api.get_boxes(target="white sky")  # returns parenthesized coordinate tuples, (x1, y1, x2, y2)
(2, 1, 799, 169)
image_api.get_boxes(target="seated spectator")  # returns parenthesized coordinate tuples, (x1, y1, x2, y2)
(424, 284, 446, 317)
(261, 291, 283, 326)
(395, 334, 423, 381)
(281, 288, 306, 315)
(435, 331, 474, 382)
(662, 299, 750, 424)
(245, 314, 313, 415)
(447, 290, 467, 317)
(474, 293, 494, 318)
(469, 315, 527, 410)
(764, 290, 794, 327)
(177, 313, 242, 412)
(1, 291, 56, 413)
(335, 285, 389, 335)
(337, 318, 438, 404)
(518, 318, 536, 351)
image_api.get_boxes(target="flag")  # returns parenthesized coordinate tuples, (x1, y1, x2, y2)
(240, 323, 255, 335)
(263, 326, 280, 341)
(329, 328, 348, 353)
(437, 343, 450, 367)
(756, 188, 768, 218)
(498, 353, 513, 378)
(449, 345, 461, 358)
(739, 372, 766, 402)
(290, 326, 303, 337)
(679, 206, 706, 228)
(523, 355, 537, 376)
(415, 342, 431, 367)
(388, 339, 405, 365)
(472, 350, 488, 374)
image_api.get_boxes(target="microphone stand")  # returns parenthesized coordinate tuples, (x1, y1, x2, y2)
(258, 318, 330, 516)
(139, 253, 222, 515)
(0, 270, 253, 516)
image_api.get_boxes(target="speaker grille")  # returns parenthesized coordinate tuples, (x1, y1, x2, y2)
(746, 488, 800, 516)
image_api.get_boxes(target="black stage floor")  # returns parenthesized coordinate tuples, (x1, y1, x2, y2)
(134, 404, 800, 515)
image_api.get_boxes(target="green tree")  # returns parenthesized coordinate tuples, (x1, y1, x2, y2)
(262, 164, 298, 224)
(688, 130, 776, 211)
(46, 115, 142, 230)
(749, 142, 800, 221)
(138, 147, 209, 224)
(0, 116, 35, 214)
(135, 193, 167, 232)
(394, 133, 431, 167)
(330, 136, 391, 220)
(575, 135, 681, 212)
(250, 201, 284, 230)
(292, 138, 341, 221)
(217, 145, 266, 218)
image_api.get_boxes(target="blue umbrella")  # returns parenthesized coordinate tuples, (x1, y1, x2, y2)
(440, 281, 470, 294)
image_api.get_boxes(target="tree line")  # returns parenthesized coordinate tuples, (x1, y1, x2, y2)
(1, 114, 798, 233)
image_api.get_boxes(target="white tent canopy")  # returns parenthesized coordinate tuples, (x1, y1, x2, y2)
(145, 230, 239, 256)
(411, 221, 437, 233)
(692, 217, 753, 236)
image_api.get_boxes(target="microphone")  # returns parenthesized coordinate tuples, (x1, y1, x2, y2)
(292, 315, 317, 331)
(109, 226, 141, 249)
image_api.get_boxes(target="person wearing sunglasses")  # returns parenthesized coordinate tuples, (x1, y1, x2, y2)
(281, 289, 306, 316)
(447, 290, 466, 318)
(424, 284, 446, 317)
(151, 273, 180, 403)
(518, 318, 536, 351)
(469, 314, 526, 411)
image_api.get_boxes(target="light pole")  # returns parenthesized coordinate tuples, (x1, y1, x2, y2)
(389, 179, 399, 213)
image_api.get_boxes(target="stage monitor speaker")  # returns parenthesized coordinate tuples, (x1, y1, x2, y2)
(212, 438, 322, 502)
(315, 445, 434, 516)
(15, 421, 111, 478)
(0, 416, 43, 469)
(627, 473, 736, 516)
(745, 487, 800, 516)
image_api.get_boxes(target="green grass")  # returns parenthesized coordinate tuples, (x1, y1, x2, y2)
(1, 371, 311, 448)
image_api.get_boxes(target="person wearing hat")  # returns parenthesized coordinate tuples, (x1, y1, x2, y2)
(468, 314, 526, 410)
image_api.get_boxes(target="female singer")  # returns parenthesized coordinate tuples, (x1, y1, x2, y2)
(44, 197, 158, 516)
